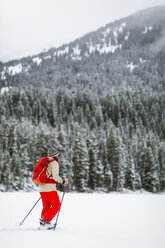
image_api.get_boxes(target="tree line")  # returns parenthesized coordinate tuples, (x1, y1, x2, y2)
(0, 85, 164, 192)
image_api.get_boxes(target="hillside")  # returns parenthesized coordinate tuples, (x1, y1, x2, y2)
(0, 6, 165, 192)
(0, 6, 165, 92)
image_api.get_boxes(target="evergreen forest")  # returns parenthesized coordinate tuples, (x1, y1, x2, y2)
(0, 85, 164, 192)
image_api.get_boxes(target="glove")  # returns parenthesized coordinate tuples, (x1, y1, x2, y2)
(63, 178, 70, 186)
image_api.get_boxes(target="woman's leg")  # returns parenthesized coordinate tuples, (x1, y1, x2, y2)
(41, 191, 61, 222)
(40, 192, 51, 220)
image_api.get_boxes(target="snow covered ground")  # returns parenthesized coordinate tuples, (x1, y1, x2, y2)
(0, 191, 165, 248)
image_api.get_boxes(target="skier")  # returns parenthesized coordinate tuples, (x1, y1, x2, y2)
(39, 150, 69, 229)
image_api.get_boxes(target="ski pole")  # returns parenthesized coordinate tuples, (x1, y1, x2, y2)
(19, 197, 41, 226)
(53, 186, 67, 231)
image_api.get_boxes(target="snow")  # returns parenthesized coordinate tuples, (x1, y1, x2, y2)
(71, 56, 82, 61)
(102, 28, 111, 38)
(125, 59, 146, 72)
(72, 45, 81, 56)
(0, 192, 165, 248)
(44, 55, 51, 60)
(71, 45, 81, 60)
(8, 63, 22, 75)
(88, 41, 96, 54)
(113, 23, 127, 43)
(139, 57, 146, 63)
(0, 87, 11, 94)
(99, 42, 122, 54)
(118, 22, 126, 32)
(0, 64, 31, 77)
(124, 32, 130, 40)
(87, 23, 126, 56)
(113, 30, 118, 44)
(53, 22, 127, 60)
(87, 40, 122, 55)
(0, 70, 6, 80)
(56, 47, 69, 56)
(102, 23, 126, 39)
(32, 57, 42, 66)
(126, 62, 137, 72)
(142, 26, 153, 34)
(24, 65, 31, 73)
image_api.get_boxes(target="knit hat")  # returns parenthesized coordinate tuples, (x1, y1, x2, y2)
(48, 148, 59, 158)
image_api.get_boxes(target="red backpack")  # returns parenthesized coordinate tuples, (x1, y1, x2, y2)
(32, 157, 57, 185)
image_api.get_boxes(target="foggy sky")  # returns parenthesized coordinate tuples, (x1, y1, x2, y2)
(0, 0, 165, 62)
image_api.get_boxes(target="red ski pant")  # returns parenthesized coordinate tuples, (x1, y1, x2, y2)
(40, 191, 61, 223)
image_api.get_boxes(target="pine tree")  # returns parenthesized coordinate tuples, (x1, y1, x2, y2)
(139, 146, 159, 192)
(11, 153, 22, 190)
(86, 137, 97, 190)
(125, 145, 136, 191)
(72, 131, 89, 192)
(1, 151, 11, 191)
(16, 99, 24, 120)
(20, 145, 32, 189)
(158, 144, 165, 191)
(57, 125, 69, 179)
(35, 130, 47, 159)
(107, 126, 125, 191)
(88, 148, 96, 190)
(125, 155, 136, 191)
(104, 161, 113, 192)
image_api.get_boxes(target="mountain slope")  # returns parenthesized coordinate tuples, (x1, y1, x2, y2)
(0, 6, 165, 93)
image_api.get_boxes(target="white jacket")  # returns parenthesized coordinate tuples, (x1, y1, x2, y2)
(39, 157, 63, 192)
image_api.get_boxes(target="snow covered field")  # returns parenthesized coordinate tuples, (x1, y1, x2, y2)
(0, 191, 165, 248)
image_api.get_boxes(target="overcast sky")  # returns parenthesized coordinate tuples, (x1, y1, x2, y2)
(0, 0, 165, 62)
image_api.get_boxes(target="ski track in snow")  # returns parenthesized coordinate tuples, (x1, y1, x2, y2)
(0, 192, 165, 248)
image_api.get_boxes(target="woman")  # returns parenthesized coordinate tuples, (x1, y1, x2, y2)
(39, 151, 69, 229)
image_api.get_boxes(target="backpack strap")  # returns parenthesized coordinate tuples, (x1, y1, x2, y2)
(48, 158, 56, 163)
